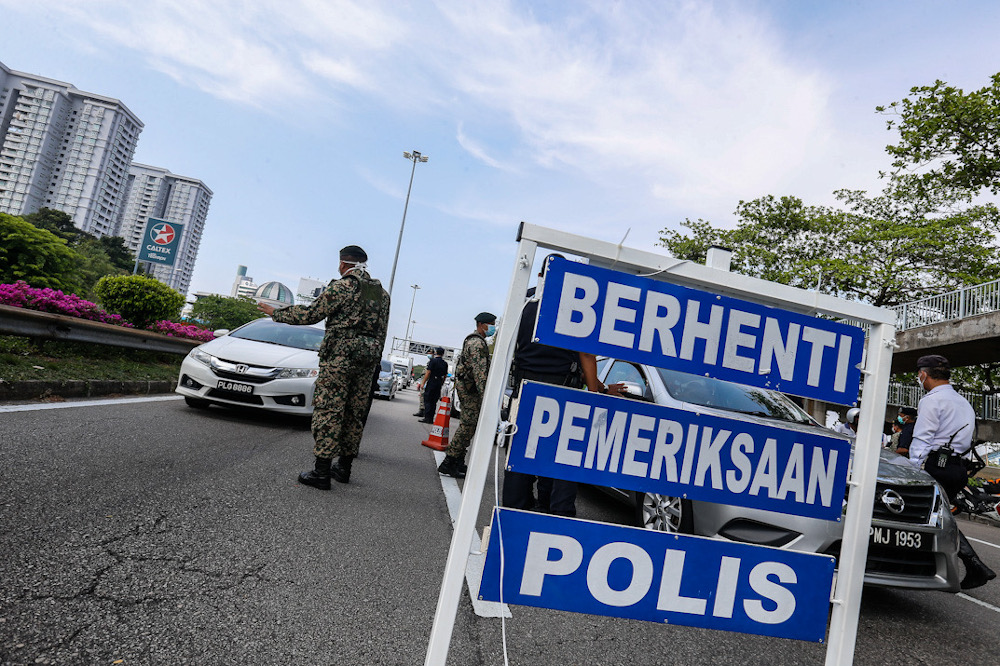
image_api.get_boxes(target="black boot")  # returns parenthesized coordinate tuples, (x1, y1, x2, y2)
(438, 455, 466, 479)
(298, 456, 331, 491)
(330, 455, 354, 484)
(959, 532, 996, 589)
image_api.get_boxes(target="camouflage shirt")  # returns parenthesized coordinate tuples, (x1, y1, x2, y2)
(271, 269, 390, 363)
(456, 331, 491, 396)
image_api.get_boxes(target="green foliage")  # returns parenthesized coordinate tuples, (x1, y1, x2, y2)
(0, 212, 82, 292)
(658, 191, 1000, 307)
(98, 236, 137, 273)
(22, 207, 80, 241)
(94, 274, 185, 327)
(190, 294, 262, 331)
(879, 73, 1000, 199)
(74, 237, 127, 300)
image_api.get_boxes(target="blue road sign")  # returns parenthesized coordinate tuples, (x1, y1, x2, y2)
(138, 218, 183, 267)
(480, 508, 834, 642)
(535, 256, 864, 405)
(508, 382, 850, 521)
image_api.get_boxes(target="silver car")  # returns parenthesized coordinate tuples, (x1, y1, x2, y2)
(596, 358, 962, 592)
(375, 360, 398, 400)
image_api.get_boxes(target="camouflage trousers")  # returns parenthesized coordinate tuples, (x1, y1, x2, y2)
(310, 356, 377, 459)
(445, 388, 483, 460)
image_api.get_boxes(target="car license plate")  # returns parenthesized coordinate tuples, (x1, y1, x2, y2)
(869, 525, 930, 551)
(217, 380, 255, 395)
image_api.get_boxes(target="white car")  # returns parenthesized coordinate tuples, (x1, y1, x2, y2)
(176, 318, 323, 415)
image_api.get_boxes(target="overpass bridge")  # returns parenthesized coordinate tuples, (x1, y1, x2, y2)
(806, 278, 1000, 441)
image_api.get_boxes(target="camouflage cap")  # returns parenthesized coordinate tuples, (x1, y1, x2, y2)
(475, 312, 497, 324)
(339, 245, 368, 262)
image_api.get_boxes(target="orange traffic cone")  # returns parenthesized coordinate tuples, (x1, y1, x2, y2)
(421, 396, 452, 451)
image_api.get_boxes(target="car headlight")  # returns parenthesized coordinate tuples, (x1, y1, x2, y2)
(276, 367, 319, 379)
(191, 349, 215, 366)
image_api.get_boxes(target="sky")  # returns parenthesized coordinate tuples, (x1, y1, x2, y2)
(2, 0, 999, 355)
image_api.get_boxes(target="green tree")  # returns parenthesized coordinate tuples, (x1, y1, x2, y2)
(190, 295, 262, 330)
(22, 207, 84, 242)
(658, 190, 1000, 307)
(98, 236, 137, 273)
(74, 238, 126, 300)
(95, 274, 185, 326)
(0, 212, 82, 292)
(878, 73, 1000, 199)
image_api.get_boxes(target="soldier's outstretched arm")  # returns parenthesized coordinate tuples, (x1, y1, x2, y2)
(271, 279, 349, 325)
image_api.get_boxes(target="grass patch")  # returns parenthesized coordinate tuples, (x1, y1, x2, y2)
(0, 335, 183, 382)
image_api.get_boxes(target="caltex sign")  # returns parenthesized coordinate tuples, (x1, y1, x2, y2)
(138, 218, 184, 266)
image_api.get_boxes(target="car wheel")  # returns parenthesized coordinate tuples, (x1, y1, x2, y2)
(185, 396, 210, 409)
(634, 492, 693, 533)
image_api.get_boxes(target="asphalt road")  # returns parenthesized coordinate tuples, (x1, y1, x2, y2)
(2, 389, 999, 665)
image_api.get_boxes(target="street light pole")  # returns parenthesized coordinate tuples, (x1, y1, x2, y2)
(389, 150, 428, 297)
(405, 284, 420, 344)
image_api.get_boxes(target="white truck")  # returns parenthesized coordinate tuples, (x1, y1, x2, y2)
(388, 355, 413, 388)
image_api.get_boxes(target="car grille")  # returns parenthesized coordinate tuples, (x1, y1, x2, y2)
(212, 368, 275, 384)
(871, 482, 936, 525)
(823, 541, 938, 578)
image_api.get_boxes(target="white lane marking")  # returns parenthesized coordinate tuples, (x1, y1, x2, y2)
(0, 395, 181, 413)
(434, 449, 511, 619)
(967, 536, 1000, 551)
(957, 593, 1000, 614)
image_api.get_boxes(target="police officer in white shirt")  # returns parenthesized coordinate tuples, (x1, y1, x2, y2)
(910, 355, 995, 589)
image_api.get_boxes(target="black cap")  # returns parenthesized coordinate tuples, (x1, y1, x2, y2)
(339, 245, 368, 262)
(475, 312, 497, 324)
(916, 354, 949, 370)
(900, 406, 918, 417)
(435, 346, 445, 355)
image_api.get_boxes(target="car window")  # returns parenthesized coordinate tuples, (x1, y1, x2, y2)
(606, 361, 651, 400)
(229, 319, 324, 351)
(380, 360, 392, 372)
(655, 366, 815, 424)
(595, 357, 611, 379)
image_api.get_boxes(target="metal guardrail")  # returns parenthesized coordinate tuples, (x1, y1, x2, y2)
(892, 278, 1000, 331)
(887, 381, 1000, 421)
(0, 304, 200, 355)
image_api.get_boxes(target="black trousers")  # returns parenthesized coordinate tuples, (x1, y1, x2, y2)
(421, 382, 443, 419)
(502, 471, 578, 517)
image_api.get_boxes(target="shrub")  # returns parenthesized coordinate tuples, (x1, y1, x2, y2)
(95, 274, 185, 327)
(146, 320, 215, 343)
(189, 294, 262, 330)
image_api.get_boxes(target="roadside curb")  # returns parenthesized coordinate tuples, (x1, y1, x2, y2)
(0, 379, 177, 402)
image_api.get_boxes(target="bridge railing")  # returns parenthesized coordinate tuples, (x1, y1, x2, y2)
(892, 278, 1000, 331)
(887, 381, 1000, 421)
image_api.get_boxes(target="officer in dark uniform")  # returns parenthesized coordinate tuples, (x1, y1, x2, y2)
(501, 256, 622, 516)
(417, 347, 448, 423)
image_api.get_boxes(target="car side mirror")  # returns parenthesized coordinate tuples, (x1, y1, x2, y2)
(214, 329, 230, 336)
(619, 381, 646, 399)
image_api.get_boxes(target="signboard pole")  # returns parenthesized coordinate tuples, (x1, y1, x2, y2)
(824, 322, 895, 665)
(424, 238, 537, 665)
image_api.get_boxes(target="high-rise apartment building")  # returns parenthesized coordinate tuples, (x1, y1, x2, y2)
(0, 60, 142, 236)
(115, 163, 213, 295)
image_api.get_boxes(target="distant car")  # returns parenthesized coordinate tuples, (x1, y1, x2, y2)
(375, 360, 398, 400)
(392, 368, 404, 391)
(176, 318, 323, 415)
(594, 357, 962, 593)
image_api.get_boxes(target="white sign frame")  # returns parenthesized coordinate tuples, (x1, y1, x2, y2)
(425, 222, 896, 665)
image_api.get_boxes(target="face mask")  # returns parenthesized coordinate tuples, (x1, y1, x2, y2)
(916, 372, 925, 390)
(896, 416, 905, 424)
(486, 324, 496, 337)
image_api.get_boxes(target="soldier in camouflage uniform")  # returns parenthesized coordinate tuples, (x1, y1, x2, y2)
(257, 245, 390, 491)
(439, 312, 496, 478)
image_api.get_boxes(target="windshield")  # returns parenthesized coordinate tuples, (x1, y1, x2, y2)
(655, 367, 816, 425)
(229, 319, 324, 351)
(380, 360, 392, 372)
